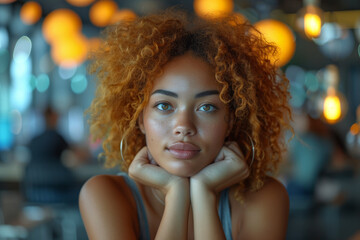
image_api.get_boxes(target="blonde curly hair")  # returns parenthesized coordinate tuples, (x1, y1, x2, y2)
(87, 9, 292, 193)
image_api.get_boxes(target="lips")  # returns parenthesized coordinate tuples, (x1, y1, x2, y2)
(167, 142, 200, 159)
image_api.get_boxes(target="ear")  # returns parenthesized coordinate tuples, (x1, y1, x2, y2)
(138, 111, 146, 134)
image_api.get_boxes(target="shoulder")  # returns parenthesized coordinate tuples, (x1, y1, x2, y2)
(246, 176, 289, 207)
(79, 174, 139, 240)
(231, 177, 289, 240)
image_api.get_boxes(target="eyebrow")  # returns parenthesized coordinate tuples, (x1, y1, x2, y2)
(195, 90, 219, 98)
(151, 89, 219, 98)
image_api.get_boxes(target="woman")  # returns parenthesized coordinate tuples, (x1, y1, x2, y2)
(80, 9, 292, 240)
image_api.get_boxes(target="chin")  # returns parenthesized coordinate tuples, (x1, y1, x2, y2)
(165, 165, 203, 178)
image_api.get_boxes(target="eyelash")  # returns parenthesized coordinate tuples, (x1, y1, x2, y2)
(154, 102, 173, 112)
(198, 104, 217, 113)
(153, 102, 218, 113)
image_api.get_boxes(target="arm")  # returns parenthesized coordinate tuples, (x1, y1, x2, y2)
(79, 175, 139, 240)
(190, 142, 249, 240)
(190, 179, 226, 240)
(129, 147, 190, 240)
(239, 177, 289, 240)
(156, 179, 190, 240)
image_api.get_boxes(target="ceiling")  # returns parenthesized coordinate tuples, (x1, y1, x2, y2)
(7, 0, 360, 24)
(2, 0, 360, 70)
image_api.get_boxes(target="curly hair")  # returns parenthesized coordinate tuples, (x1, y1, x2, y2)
(87, 9, 292, 194)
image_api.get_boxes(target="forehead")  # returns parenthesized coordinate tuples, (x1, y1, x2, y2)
(152, 53, 220, 93)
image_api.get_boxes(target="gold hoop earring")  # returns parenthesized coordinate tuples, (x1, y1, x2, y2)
(120, 138, 125, 161)
(241, 131, 255, 168)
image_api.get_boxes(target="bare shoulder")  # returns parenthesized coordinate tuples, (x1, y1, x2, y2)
(79, 174, 138, 240)
(232, 177, 289, 240)
(247, 176, 289, 205)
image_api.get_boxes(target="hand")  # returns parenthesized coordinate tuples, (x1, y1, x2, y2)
(191, 142, 250, 193)
(128, 147, 188, 194)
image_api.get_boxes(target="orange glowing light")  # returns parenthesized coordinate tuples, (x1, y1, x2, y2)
(254, 19, 296, 67)
(350, 123, 360, 135)
(89, 0, 118, 27)
(51, 34, 88, 68)
(42, 9, 82, 44)
(194, 0, 233, 18)
(110, 9, 137, 24)
(304, 12, 321, 38)
(20, 1, 42, 25)
(323, 88, 341, 123)
(66, 0, 95, 7)
(296, 5, 323, 39)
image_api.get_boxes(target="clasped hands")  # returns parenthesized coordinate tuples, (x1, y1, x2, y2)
(128, 142, 250, 198)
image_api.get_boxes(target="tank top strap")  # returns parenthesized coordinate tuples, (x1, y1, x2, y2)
(117, 172, 150, 240)
(218, 188, 233, 240)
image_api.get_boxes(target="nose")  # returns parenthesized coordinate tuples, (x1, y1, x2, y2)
(173, 110, 196, 137)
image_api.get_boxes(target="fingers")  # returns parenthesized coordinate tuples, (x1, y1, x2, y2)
(193, 141, 250, 192)
(128, 147, 168, 188)
(225, 141, 244, 159)
(129, 147, 187, 192)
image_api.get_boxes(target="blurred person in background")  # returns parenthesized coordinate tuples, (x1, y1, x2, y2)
(314, 130, 360, 240)
(24, 106, 80, 204)
(285, 114, 334, 211)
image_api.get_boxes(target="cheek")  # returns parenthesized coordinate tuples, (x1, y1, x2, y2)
(144, 119, 167, 146)
(203, 120, 229, 141)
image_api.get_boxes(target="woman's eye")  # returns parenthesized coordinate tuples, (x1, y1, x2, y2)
(155, 103, 172, 111)
(199, 104, 217, 112)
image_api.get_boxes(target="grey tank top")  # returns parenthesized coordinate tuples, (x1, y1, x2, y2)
(118, 172, 233, 240)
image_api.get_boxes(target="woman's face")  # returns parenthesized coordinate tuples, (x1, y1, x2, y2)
(138, 52, 232, 177)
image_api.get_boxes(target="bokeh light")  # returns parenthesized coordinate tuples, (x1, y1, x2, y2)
(296, 5, 323, 39)
(89, 0, 118, 27)
(317, 23, 355, 61)
(0, 114, 13, 150)
(50, 33, 88, 68)
(66, 0, 95, 7)
(323, 89, 341, 122)
(254, 19, 296, 67)
(304, 12, 321, 38)
(10, 55, 32, 112)
(304, 72, 319, 92)
(194, 0, 233, 18)
(346, 105, 360, 158)
(36, 73, 50, 92)
(322, 87, 347, 124)
(350, 123, 360, 136)
(71, 74, 88, 94)
(20, 1, 42, 25)
(68, 106, 85, 142)
(13, 36, 32, 63)
(58, 65, 77, 80)
(42, 9, 82, 44)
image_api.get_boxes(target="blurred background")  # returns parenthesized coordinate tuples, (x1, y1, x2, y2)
(0, 0, 359, 239)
